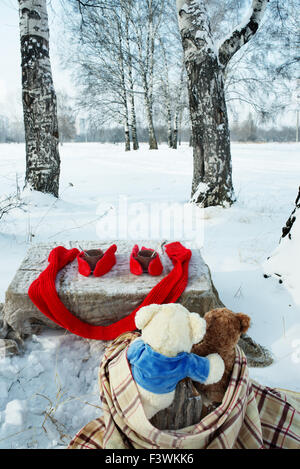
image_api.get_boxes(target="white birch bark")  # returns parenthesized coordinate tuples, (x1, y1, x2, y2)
(132, 0, 159, 150)
(172, 61, 185, 149)
(116, 20, 131, 151)
(219, 0, 270, 67)
(19, 0, 60, 197)
(146, 1, 158, 150)
(125, 16, 139, 150)
(137, 40, 158, 150)
(177, 0, 269, 207)
(159, 38, 173, 148)
(144, 81, 158, 150)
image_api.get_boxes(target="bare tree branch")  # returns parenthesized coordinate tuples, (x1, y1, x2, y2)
(0, 194, 26, 222)
(219, 0, 270, 67)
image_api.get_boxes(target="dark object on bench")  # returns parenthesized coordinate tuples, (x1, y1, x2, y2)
(134, 249, 157, 272)
(82, 249, 104, 272)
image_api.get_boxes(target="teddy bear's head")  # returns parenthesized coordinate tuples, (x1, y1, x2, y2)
(193, 308, 250, 355)
(135, 303, 207, 357)
(191, 308, 251, 405)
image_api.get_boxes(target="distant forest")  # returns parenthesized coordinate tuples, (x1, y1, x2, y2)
(0, 114, 297, 144)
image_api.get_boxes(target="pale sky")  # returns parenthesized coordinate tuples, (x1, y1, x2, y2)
(0, 0, 75, 118)
(0, 0, 296, 127)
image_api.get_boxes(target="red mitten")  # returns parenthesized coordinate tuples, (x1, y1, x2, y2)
(130, 245, 163, 276)
(93, 244, 117, 277)
(130, 245, 143, 275)
(77, 244, 117, 277)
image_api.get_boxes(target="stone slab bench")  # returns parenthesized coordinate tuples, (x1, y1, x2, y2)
(0, 240, 273, 367)
(1, 240, 223, 339)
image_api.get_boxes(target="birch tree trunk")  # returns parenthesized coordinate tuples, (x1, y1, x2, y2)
(173, 114, 178, 150)
(134, 0, 158, 150)
(146, 3, 158, 150)
(125, 17, 139, 150)
(139, 58, 158, 151)
(19, 0, 60, 198)
(144, 88, 158, 150)
(172, 62, 185, 149)
(177, 0, 269, 207)
(160, 38, 173, 148)
(124, 120, 131, 152)
(129, 94, 139, 151)
(281, 187, 300, 241)
(116, 20, 131, 152)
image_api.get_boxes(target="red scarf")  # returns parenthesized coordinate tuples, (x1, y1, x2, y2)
(28, 242, 191, 341)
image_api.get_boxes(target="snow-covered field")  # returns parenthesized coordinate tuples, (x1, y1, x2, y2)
(0, 141, 299, 449)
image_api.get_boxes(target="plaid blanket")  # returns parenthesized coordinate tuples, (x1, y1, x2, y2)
(68, 332, 300, 450)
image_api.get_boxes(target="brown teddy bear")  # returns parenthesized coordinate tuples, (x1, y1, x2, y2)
(192, 308, 251, 406)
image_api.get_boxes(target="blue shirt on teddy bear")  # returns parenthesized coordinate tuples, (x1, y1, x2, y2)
(127, 339, 210, 394)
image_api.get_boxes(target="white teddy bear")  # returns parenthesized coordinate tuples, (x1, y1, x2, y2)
(127, 303, 225, 420)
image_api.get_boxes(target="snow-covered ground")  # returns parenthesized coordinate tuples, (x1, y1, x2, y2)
(0, 141, 299, 449)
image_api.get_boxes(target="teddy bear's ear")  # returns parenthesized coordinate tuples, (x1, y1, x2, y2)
(189, 313, 207, 344)
(236, 313, 251, 334)
(135, 304, 161, 330)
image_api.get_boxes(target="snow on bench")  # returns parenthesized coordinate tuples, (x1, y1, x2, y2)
(1, 240, 222, 340)
(0, 240, 273, 367)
